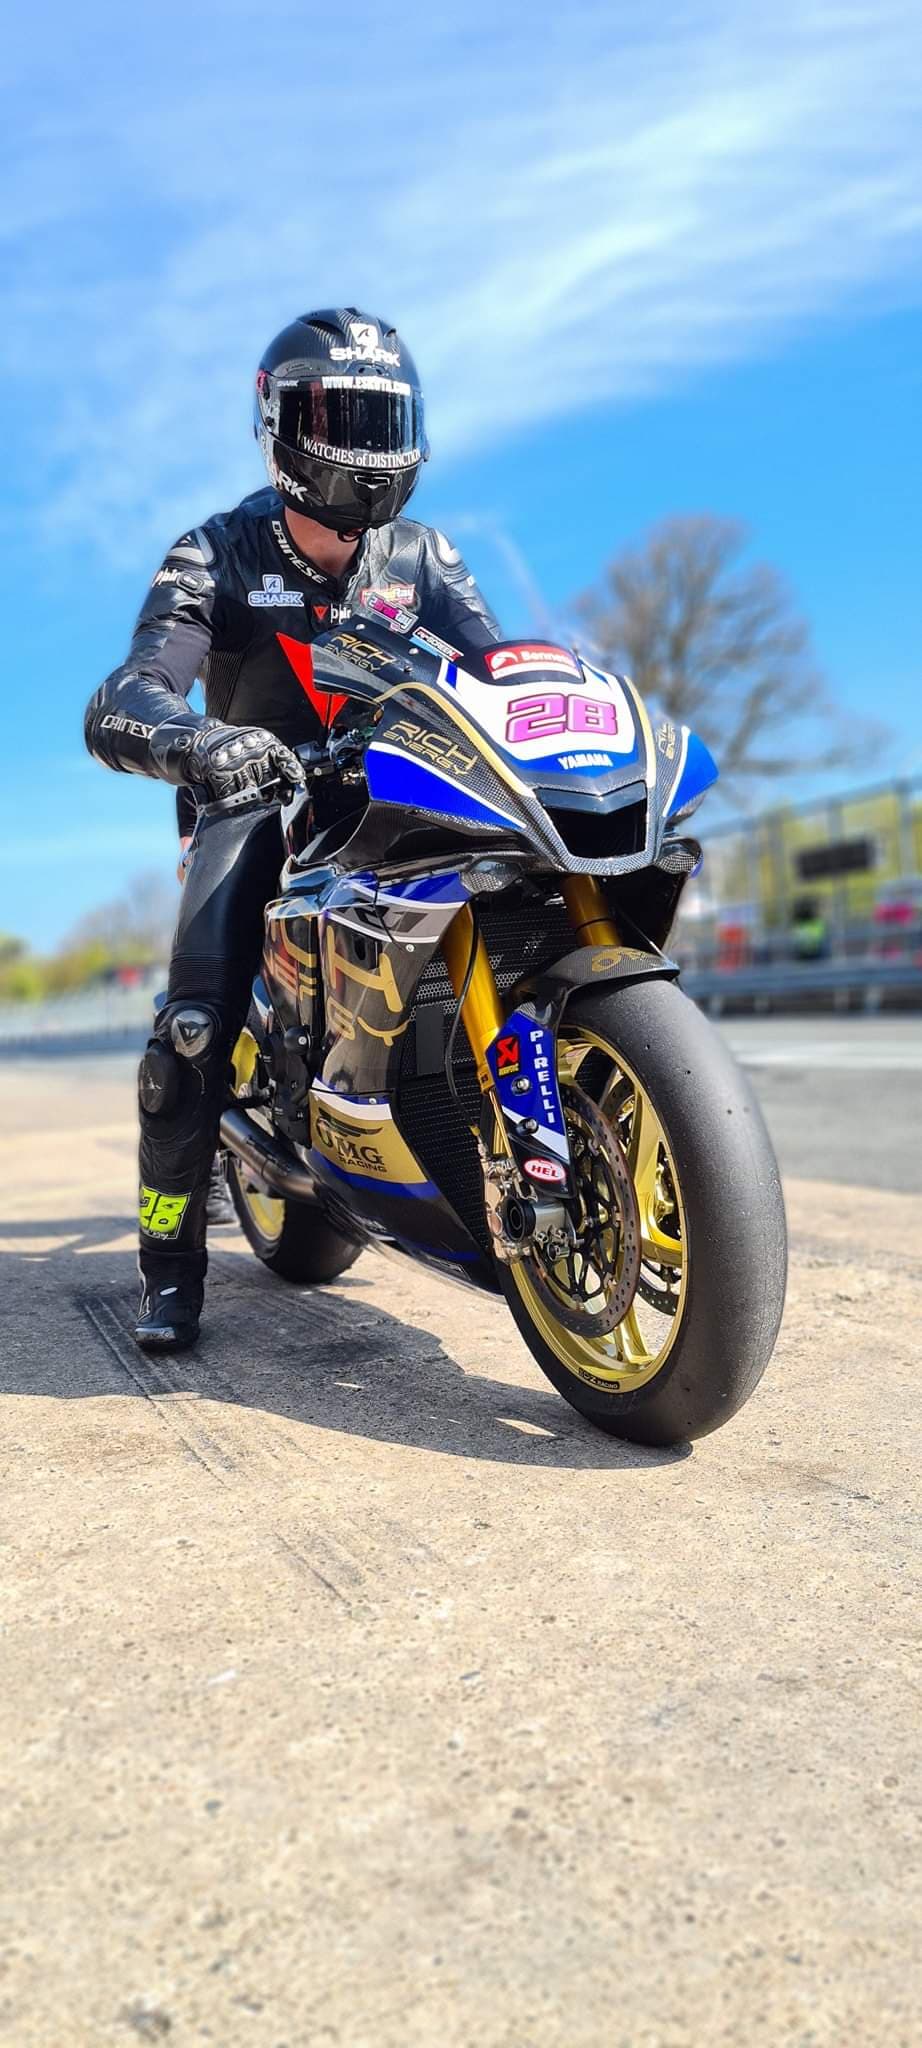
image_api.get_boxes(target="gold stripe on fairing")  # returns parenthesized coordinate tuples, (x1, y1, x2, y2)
(616, 671, 657, 790)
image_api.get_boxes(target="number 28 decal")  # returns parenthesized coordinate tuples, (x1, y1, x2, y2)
(505, 692, 618, 746)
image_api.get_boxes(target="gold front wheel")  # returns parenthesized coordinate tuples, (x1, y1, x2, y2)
(508, 1035, 686, 1396)
(496, 978, 787, 1445)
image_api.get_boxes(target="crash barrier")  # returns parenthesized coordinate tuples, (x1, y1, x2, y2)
(682, 955, 922, 1014)
(1, 952, 920, 1054)
(0, 980, 161, 1054)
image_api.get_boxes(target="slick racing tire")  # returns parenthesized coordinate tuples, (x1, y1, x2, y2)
(496, 978, 787, 1447)
(225, 1152, 361, 1284)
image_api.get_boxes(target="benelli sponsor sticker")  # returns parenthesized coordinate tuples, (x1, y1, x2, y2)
(523, 1157, 567, 1186)
(486, 643, 581, 679)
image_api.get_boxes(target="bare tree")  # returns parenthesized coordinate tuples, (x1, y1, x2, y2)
(575, 515, 869, 802)
(61, 871, 178, 961)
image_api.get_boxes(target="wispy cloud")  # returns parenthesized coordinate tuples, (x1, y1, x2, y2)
(3, 0, 921, 562)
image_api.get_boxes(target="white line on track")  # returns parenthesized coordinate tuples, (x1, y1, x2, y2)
(721, 1036, 922, 1072)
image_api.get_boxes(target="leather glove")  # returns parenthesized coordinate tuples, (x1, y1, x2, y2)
(150, 717, 306, 801)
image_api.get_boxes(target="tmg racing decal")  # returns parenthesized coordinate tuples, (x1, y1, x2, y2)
(308, 1085, 433, 1192)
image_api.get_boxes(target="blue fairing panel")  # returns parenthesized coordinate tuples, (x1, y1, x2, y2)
(666, 730, 719, 819)
(365, 743, 525, 832)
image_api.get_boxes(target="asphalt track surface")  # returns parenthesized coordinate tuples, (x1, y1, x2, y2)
(2, 1017, 920, 2046)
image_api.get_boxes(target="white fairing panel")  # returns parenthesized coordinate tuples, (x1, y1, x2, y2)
(449, 654, 638, 773)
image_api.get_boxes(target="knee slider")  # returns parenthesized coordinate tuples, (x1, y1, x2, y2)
(169, 1005, 219, 1061)
(139, 1005, 221, 1116)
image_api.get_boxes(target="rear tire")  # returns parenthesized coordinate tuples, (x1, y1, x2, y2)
(225, 1151, 361, 1284)
(497, 978, 787, 1446)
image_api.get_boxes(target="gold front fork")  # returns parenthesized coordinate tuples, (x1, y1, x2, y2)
(441, 904, 505, 1089)
(441, 883, 620, 1089)
(560, 876, 621, 949)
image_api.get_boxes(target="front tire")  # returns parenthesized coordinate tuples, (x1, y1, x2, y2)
(225, 1152, 361, 1284)
(497, 978, 787, 1445)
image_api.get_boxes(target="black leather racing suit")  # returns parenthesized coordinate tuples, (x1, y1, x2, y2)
(85, 487, 501, 1276)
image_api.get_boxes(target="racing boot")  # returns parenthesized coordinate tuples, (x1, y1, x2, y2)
(135, 1252, 206, 1351)
(206, 1152, 236, 1227)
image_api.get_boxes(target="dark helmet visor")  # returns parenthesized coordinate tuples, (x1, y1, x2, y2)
(276, 377, 424, 472)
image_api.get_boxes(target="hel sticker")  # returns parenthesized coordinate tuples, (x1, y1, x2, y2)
(523, 1157, 567, 1186)
(139, 1187, 190, 1239)
(486, 644, 581, 680)
(496, 1032, 521, 1075)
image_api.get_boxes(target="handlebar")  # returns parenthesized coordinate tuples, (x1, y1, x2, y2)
(193, 729, 367, 818)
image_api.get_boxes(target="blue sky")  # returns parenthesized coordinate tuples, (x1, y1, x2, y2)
(2, 0, 921, 948)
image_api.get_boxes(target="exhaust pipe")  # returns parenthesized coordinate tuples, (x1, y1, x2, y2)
(219, 1105, 319, 1202)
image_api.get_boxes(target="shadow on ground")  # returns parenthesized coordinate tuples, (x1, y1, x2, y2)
(2, 1214, 689, 1472)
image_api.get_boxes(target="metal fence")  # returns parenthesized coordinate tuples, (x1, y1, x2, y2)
(673, 775, 922, 1008)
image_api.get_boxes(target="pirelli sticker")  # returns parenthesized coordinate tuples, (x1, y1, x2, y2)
(139, 1186, 190, 1239)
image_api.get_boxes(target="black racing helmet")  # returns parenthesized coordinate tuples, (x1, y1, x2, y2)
(254, 308, 428, 533)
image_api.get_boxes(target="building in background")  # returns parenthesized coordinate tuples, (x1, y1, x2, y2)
(678, 777, 922, 975)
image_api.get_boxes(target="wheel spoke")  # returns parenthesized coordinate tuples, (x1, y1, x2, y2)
(643, 1219, 684, 1269)
(613, 1305, 653, 1366)
(624, 1087, 683, 1270)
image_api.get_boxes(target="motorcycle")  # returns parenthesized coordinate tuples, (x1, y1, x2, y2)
(215, 601, 787, 1446)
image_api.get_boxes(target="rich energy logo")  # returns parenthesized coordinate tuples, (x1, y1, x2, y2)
(388, 718, 476, 779)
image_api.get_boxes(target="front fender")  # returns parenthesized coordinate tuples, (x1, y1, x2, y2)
(512, 942, 679, 1026)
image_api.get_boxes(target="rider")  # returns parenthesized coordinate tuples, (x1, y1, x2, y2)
(85, 308, 502, 1351)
